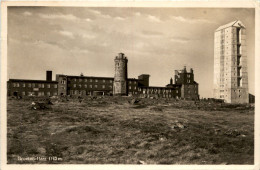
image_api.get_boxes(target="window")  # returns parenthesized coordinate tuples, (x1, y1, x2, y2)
(129, 81, 132, 84)
(38, 84, 42, 88)
(22, 92, 25, 95)
(79, 79, 82, 82)
(47, 92, 50, 96)
(95, 79, 98, 82)
(28, 83, 32, 88)
(110, 80, 113, 83)
(22, 83, 25, 87)
(134, 81, 137, 84)
(90, 85, 92, 88)
(103, 80, 106, 83)
(109, 85, 112, 89)
(47, 84, 50, 88)
(85, 85, 87, 88)
(74, 84, 76, 88)
(134, 87, 137, 90)
(79, 84, 82, 88)
(53, 92, 57, 96)
(94, 85, 97, 88)
(42, 84, 44, 88)
(102, 85, 105, 89)
(32, 83, 35, 88)
(54, 84, 57, 88)
(85, 79, 88, 82)
(90, 79, 93, 82)
(129, 86, 131, 90)
(13, 83, 16, 87)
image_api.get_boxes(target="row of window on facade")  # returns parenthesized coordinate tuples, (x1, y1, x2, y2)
(68, 78, 114, 83)
(220, 89, 242, 93)
(186, 90, 197, 94)
(71, 84, 113, 89)
(66, 79, 138, 84)
(69, 90, 111, 95)
(19, 91, 57, 96)
(176, 79, 191, 83)
(220, 94, 242, 99)
(12, 83, 57, 88)
(140, 88, 174, 93)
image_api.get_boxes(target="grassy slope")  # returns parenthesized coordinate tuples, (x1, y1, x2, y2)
(7, 97, 254, 164)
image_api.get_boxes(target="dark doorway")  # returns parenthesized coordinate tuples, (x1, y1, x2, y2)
(13, 92, 18, 96)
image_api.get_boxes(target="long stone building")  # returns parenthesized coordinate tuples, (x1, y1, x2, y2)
(7, 53, 199, 100)
(213, 20, 248, 103)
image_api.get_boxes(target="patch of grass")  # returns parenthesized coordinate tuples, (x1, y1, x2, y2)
(7, 97, 254, 164)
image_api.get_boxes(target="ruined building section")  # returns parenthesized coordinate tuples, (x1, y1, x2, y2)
(113, 53, 128, 96)
(214, 20, 248, 103)
(174, 66, 199, 100)
(56, 74, 67, 96)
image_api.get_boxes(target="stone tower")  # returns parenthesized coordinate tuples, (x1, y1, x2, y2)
(113, 53, 128, 96)
(213, 20, 248, 103)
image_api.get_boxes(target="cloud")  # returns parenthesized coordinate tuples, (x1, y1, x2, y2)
(80, 33, 96, 39)
(85, 18, 92, 22)
(88, 9, 111, 19)
(115, 16, 125, 21)
(147, 15, 161, 22)
(170, 36, 190, 44)
(38, 13, 78, 21)
(59, 30, 74, 38)
(141, 30, 164, 37)
(23, 11, 32, 16)
(135, 12, 141, 16)
(88, 9, 102, 15)
(171, 16, 215, 24)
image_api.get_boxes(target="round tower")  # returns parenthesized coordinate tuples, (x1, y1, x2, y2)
(113, 53, 128, 96)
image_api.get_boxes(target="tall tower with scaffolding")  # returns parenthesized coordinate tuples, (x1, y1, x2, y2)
(213, 20, 248, 103)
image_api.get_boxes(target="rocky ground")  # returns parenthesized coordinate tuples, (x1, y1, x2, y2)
(7, 96, 254, 164)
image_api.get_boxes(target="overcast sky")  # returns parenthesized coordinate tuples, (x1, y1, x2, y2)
(7, 7, 255, 98)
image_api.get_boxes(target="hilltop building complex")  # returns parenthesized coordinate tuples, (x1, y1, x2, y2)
(213, 20, 248, 103)
(7, 53, 199, 100)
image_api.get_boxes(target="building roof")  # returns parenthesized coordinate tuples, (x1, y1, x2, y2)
(141, 86, 175, 89)
(215, 20, 246, 31)
(67, 75, 114, 79)
(8, 79, 58, 83)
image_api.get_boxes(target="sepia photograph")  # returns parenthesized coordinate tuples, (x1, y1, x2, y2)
(1, 2, 259, 168)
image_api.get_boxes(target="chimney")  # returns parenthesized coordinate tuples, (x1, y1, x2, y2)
(46, 71, 52, 81)
(190, 68, 193, 74)
(170, 77, 173, 85)
(183, 66, 187, 73)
